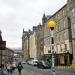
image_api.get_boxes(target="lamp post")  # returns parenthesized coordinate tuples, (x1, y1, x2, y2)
(48, 21, 56, 75)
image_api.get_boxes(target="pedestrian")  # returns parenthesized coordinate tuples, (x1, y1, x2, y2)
(0, 64, 8, 75)
(0, 64, 4, 75)
(6, 63, 11, 75)
(17, 62, 23, 75)
(12, 62, 16, 72)
(10, 64, 13, 74)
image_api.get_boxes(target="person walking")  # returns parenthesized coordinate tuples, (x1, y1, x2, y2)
(12, 62, 16, 72)
(0, 63, 8, 75)
(17, 62, 23, 75)
(10, 64, 13, 74)
(6, 63, 11, 75)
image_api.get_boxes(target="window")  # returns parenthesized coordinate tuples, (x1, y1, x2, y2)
(47, 36, 50, 44)
(48, 50, 51, 53)
(63, 18, 67, 28)
(60, 20, 64, 30)
(60, 45, 62, 52)
(58, 22, 61, 31)
(59, 34, 63, 42)
(55, 24, 58, 32)
(58, 14, 60, 18)
(63, 10, 65, 16)
(73, 23, 75, 28)
(63, 7, 67, 16)
(59, 34, 61, 42)
(54, 35, 58, 43)
(72, 8, 75, 16)
(59, 10, 63, 19)
(72, 28, 75, 38)
(65, 44, 67, 51)
(55, 15, 58, 21)
(63, 32, 66, 40)
(63, 21, 66, 28)
(44, 36, 50, 45)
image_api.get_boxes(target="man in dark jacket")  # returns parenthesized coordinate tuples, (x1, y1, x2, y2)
(17, 62, 23, 75)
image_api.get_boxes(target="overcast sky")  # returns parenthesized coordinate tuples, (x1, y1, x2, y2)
(0, 0, 67, 49)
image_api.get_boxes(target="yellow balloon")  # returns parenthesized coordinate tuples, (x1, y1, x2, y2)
(48, 21, 56, 28)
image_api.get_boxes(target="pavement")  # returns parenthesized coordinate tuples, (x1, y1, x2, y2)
(56, 65, 75, 69)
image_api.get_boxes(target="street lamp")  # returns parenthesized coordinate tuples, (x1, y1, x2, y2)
(48, 21, 56, 75)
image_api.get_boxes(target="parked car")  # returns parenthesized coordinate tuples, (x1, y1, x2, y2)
(32, 60, 38, 66)
(37, 60, 51, 69)
(27, 60, 33, 65)
(21, 61, 26, 64)
(27, 59, 38, 66)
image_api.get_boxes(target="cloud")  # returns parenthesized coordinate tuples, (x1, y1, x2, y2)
(0, 0, 67, 49)
(16, 0, 67, 29)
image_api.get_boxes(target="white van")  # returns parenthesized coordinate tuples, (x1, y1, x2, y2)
(32, 59, 38, 66)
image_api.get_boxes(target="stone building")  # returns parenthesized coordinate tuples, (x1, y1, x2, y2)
(22, 29, 30, 61)
(30, 25, 44, 60)
(22, 0, 75, 65)
(67, 0, 75, 64)
(0, 30, 14, 64)
(35, 24, 44, 60)
(29, 28, 37, 59)
(4, 48, 14, 63)
(43, 0, 75, 65)
(43, 14, 51, 56)
(22, 25, 44, 60)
